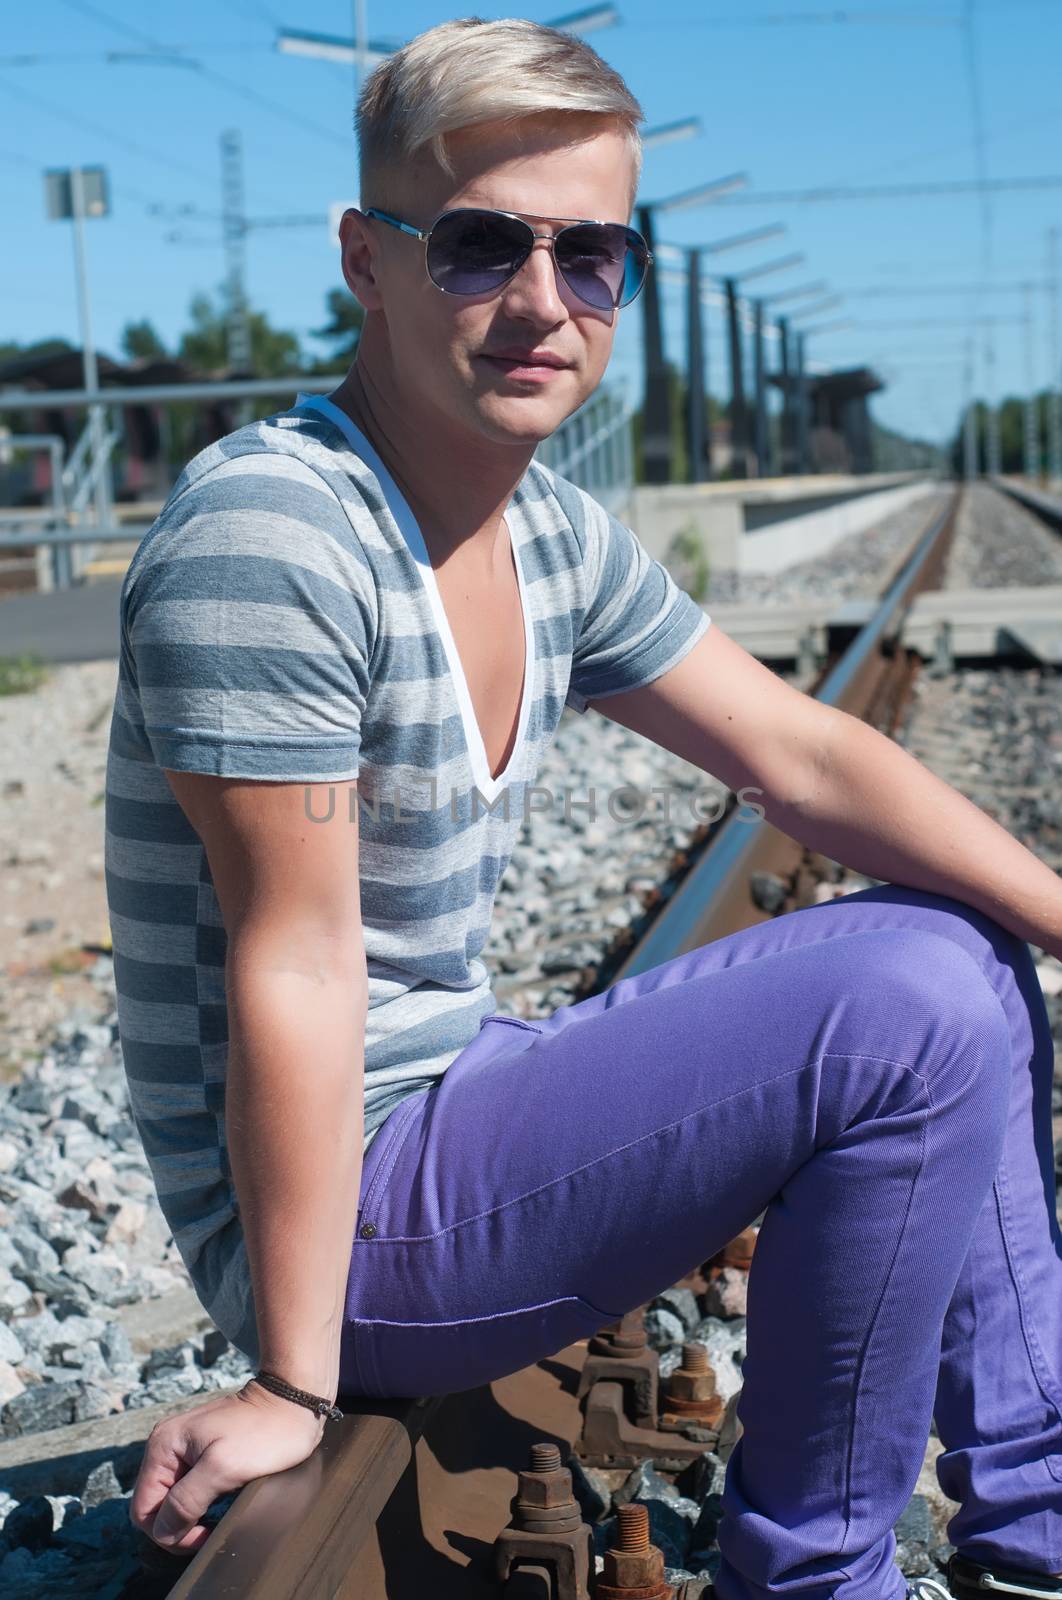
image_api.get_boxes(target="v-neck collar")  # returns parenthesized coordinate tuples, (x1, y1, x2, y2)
(294, 392, 536, 804)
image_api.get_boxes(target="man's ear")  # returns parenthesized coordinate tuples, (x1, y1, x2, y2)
(339, 208, 385, 312)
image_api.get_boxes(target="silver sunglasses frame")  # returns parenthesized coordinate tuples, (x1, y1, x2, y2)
(362, 204, 653, 308)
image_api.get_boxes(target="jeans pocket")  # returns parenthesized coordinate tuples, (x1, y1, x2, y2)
(364, 1293, 616, 1399)
(357, 1091, 425, 1234)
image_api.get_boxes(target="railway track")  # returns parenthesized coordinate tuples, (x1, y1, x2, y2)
(128, 485, 1036, 1600)
(4, 480, 1057, 1597)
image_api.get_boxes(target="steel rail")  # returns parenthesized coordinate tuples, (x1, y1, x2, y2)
(610, 488, 960, 976)
(990, 476, 1062, 535)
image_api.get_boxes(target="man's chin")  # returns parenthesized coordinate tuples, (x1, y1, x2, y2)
(470, 388, 589, 448)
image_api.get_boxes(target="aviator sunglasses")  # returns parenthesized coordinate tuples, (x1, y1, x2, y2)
(363, 205, 653, 311)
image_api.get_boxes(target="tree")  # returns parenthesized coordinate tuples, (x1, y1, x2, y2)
(307, 288, 364, 372)
(0, 337, 74, 368)
(950, 392, 1053, 476)
(0, 339, 76, 436)
(120, 319, 170, 363)
(177, 290, 303, 377)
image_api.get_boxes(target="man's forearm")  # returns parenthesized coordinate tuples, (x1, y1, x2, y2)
(225, 946, 368, 1403)
(774, 708, 1062, 960)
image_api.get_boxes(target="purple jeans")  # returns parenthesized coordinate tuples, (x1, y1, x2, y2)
(339, 883, 1062, 1600)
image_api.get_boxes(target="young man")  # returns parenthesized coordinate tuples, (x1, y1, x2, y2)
(112, 18, 1062, 1600)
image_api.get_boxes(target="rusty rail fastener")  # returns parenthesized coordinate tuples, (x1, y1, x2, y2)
(578, 1307, 659, 1430)
(575, 1308, 722, 1468)
(659, 1343, 724, 1431)
(595, 1502, 675, 1600)
(494, 1441, 595, 1600)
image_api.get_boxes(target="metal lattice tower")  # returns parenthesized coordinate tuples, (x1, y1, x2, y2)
(221, 129, 252, 376)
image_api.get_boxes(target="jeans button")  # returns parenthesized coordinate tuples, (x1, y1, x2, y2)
(359, 1222, 378, 1240)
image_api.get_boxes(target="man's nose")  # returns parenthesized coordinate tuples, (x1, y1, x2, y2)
(501, 237, 569, 321)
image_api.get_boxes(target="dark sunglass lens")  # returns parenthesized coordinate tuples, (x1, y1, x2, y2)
(556, 223, 646, 310)
(620, 230, 650, 307)
(427, 210, 531, 294)
(555, 224, 624, 309)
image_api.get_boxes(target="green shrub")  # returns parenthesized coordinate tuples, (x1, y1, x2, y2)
(0, 653, 49, 696)
(664, 523, 710, 604)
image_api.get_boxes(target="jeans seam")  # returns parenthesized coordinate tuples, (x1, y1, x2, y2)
(359, 1292, 622, 1336)
(366, 1311, 382, 1395)
(992, 1154, 1062, 1485)
(360, 1094, 421, 1222)
(839, 1074, 932, 1555)
(345, 1317, 369, 1397)
(360, 1295, 620, 1395)
(367, 1049, 930, 1245)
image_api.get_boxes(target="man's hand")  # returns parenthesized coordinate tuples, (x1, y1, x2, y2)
(130, 1381, 326, 1553)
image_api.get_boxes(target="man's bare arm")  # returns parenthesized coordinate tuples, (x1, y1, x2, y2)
(587, 623, 1062, 960)
(582, 623, 838, 813)
(162, 771, 368, 1401)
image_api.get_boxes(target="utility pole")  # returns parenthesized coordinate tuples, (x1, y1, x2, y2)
(43, 164, 113, 582)
(637, 174, 749, 484)
(724, 278, 748, 479)
(1048, 227, 1062, 486)
(685, 248, 710, 482)
(753, 299, 768, 477)
(778, 316, 794, 474)
(69, 168, 108, 535)
(637, 204, 672, 484)
(983, 328, 1001, 477)
(352, 0, 368, 104)
(963, 336, 979, 482)
(795, 331, 809, 474)
(1022, 284, 1039, 480)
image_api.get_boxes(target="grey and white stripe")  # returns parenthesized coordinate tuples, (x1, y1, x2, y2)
(104, 394, 711, 1360)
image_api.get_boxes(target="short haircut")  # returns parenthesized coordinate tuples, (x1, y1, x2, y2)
(356, 17, 644, 212)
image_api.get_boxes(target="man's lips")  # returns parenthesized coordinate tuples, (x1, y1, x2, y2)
(479, 350, 573, 370)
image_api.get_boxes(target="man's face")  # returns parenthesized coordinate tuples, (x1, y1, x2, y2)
(344, 115, 637, 450)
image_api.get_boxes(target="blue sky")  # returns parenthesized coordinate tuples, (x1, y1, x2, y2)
(2, 0, 1060, 446)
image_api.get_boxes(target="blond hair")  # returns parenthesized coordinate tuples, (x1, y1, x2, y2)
(356, 17, 643, 208)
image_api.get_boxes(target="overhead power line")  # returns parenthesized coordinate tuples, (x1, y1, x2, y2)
(57, 0, 351, 150)
(708, 176, 1062, 204)
(853, 317, 1024, 329)
(0, 70, 211, 195)
(627, 9, 961, 25)
(841, 281, 1051, 296)
(0, 45, 276, 67)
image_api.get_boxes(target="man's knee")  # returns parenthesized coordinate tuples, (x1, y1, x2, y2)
(861, 924, 1012, 1077)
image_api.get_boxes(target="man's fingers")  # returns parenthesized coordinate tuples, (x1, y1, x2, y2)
(130, 1423, 185, 1532)
(150, 1476, 205, 1547)
(151, 1444, 234, 1547)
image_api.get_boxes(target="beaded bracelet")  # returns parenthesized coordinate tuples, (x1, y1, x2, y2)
(252, 1369, 344, 1422)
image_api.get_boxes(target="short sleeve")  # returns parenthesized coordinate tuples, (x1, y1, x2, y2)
(122, 452, 377, 781)
(564, 502, 711, 715)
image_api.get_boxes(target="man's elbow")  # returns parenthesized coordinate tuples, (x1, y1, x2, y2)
(225, 919, 369, 995)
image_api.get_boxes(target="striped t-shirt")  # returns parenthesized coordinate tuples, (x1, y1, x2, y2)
(104, 391, 712, 1360)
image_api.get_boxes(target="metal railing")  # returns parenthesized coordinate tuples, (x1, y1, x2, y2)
(0, 376, 636, 589)
(0, 416, 121, 589)
(535, 381, 635, 516)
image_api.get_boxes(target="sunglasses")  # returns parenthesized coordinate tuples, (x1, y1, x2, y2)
(363, 205, 652, 311)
